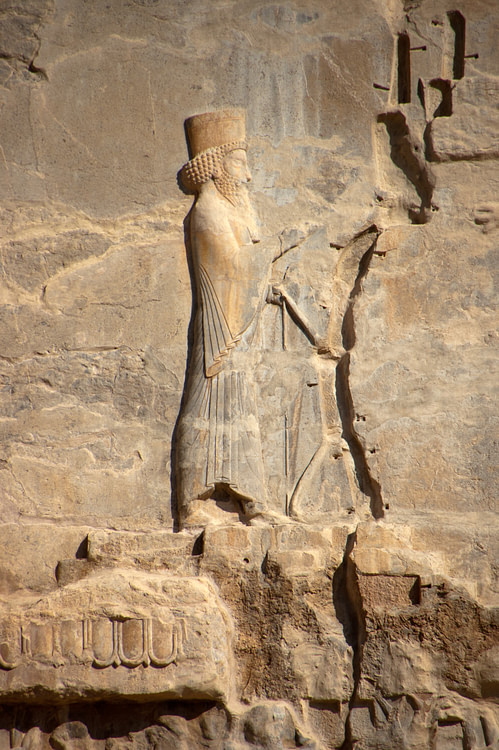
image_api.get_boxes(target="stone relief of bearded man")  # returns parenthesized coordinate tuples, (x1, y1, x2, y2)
(175, 109, 367, 529)
(176, 109, 284, 529)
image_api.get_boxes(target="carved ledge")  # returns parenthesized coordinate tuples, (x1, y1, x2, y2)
(0, 571, 232, 703)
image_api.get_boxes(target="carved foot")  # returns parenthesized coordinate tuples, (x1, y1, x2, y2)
(180, 498, 243, 530)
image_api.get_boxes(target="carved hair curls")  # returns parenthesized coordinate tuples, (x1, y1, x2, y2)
(179, 140, 247, 193)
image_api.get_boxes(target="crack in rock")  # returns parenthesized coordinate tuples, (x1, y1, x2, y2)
(335, 228, 384, 520)
(377, 110, 436, 224)
(333, 529, 366, 750)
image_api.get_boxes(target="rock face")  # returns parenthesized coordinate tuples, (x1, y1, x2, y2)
(0, 1, 498, 748)
(0, 571, 232, 702)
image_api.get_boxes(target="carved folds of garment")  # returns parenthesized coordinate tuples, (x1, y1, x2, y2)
(176, 183, 271, 519)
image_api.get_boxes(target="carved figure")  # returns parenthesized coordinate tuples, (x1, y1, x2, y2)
(176, 109, 361, 528)
(176, 110, 277, 527)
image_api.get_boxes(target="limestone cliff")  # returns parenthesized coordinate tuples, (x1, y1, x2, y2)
(0, 1, 497, 748)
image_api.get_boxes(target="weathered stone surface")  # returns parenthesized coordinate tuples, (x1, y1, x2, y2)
(0, 571, 232, 702)
(1, 0, 498, 747)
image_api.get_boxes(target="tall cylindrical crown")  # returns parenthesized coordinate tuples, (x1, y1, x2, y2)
(184, 109, 246, 158)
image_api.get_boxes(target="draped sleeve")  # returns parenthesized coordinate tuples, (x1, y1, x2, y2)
(197, 262, 241, 377)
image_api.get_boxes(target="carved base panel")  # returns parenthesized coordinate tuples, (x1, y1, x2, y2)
(0, 572, 232, 703)
(0, 700, 324, 750)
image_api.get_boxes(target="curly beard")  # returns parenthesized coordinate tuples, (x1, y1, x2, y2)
(213, 166, 245, 206)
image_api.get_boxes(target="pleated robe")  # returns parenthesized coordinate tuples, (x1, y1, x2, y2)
(176, 183, 271, 522)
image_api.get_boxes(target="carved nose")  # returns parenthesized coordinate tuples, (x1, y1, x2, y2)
(246, 170, 252, 182)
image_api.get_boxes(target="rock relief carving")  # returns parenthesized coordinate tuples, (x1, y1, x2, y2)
(0, 617, 185, 670)
(177, 110, 320, 527)
(176, 109, 382, 528)
(2, 701, 322, 750)
(175, 110, 272, 527)
(347, 692, 499, 750)
(0, 572, 231, 702)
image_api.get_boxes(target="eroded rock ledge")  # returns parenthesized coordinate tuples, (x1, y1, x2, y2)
(1, 0, 498, 747)
(1, 519, 496, 748)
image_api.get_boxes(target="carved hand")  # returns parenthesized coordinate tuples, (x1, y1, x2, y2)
(266, 285, 284, 306)
(270, 286, 343, 359)
(315, 338, 343, 359)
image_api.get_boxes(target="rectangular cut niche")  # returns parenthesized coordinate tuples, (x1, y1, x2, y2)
(397, 33, 411, 103)
(357, 574, 421, 610)
(448, 10, 465, 80)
